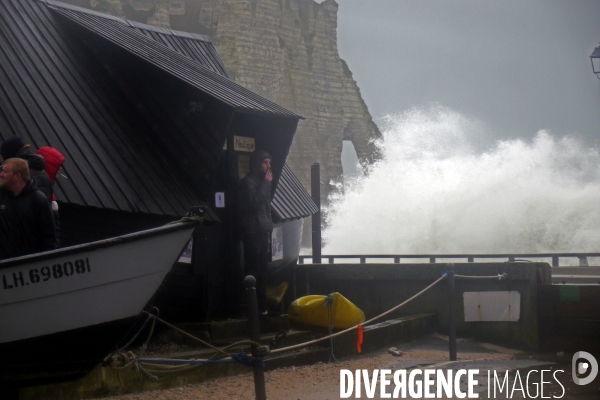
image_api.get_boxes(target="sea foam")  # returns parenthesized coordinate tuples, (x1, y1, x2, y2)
(323, 105, 600, 261)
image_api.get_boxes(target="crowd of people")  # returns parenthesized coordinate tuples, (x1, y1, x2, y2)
(0, 136, 65, 260)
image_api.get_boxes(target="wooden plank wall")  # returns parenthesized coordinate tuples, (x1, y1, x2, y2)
(538, 285, 600, 352)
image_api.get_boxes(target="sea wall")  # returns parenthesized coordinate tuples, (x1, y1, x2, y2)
(293, 262, 552, 351)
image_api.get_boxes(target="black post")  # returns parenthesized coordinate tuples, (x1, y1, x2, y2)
(311, 163, 321, 263)
(244, 276, 267, 400)
(226, 122, 239, 308)
(446, 264, 457, 361)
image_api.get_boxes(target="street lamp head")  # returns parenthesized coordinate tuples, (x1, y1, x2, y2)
(591, 44, 600, 79)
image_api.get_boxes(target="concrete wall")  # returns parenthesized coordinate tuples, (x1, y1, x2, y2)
(292, 262, 552, 351)
(538, 285, 600, 352)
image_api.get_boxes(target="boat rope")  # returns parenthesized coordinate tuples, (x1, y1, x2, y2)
(113, 310, 156, 353)
(103, 271, 509, 382)
(141, 311, 231, 358)
(103, 310, 269, 384)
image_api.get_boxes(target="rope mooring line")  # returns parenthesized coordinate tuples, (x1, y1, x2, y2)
(271, 275, 447, 355)
(104, 310, 267, 384)
(141, 311, 232, 358)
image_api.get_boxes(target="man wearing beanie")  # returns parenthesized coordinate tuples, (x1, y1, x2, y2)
(238, 150, 274, 315)
(0, 136, 52, 202)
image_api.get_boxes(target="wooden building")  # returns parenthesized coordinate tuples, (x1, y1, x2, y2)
(0, 0, 317, 321)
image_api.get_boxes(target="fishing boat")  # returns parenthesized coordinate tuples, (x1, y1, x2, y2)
(0, 220, 198, 386)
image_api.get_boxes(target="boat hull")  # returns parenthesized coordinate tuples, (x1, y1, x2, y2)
(0, 222, 196, 385)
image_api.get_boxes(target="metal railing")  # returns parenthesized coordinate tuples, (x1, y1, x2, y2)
(298, 253, 600, 267)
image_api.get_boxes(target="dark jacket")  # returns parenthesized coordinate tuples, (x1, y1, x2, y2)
(238, 150, 273, 236)
(15, 145, 53, 202)
(0, 180, 58, 259)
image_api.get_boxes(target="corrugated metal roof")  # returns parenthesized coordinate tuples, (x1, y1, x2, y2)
(40, 1, 230, 78)
(129, 22, 230, 78)
(45, 0, 301, 118)
(0, 0, 218, 216)
(272, 164, 319, 222)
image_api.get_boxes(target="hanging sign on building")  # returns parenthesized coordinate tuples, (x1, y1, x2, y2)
(234, 136, 255, 152)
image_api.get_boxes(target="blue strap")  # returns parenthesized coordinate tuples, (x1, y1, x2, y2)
(138, 358, 235, 365)
(231, 352, 265, 368)
(323, 293, 335, 306)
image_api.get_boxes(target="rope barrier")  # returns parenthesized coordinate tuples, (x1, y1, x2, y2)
(104, 269, 508, 382)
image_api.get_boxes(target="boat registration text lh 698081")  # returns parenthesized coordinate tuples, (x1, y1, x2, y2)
(2, 258, 91, 290)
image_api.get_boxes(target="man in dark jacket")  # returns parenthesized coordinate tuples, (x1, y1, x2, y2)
(238, 150, 273, 314)
(0, 158, 57, 259)
(1, 136, 53, 202)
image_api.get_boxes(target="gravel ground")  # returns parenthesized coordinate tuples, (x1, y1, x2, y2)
(97, 335, 523, 400)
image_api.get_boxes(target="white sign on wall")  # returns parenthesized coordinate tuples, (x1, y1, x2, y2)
(234, 136, 255, 152)
(271, 227, 283, 261)
(215, 192, 225, 208)
(463, 291, 521, 322)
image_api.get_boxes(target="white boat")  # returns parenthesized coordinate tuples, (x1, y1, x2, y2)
(0, 220, 197, 386)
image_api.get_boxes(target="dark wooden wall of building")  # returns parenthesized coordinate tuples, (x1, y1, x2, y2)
(59, 203, 175, 247)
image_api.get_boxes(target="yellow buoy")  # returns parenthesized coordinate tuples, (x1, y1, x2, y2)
(288, 292, 365, 329)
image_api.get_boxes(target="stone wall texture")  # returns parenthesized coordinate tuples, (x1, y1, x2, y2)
(63, 0, 381, 201)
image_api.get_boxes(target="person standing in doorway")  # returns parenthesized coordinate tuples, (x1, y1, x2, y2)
(238, 150, 273, 315)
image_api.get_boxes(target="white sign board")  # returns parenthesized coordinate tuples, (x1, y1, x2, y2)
(463, 291, 521, 322)
(234, 136, 255, 152)
(178, 239, 193, 264)
(215, 192, 225, 208)
(271, 227, 283, 261)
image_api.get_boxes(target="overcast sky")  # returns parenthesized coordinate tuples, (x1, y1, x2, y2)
(336, 0, 600, 146)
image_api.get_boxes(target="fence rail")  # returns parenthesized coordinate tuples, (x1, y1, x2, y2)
(298, 253, 600, 267)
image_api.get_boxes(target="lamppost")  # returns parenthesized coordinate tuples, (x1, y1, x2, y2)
(591, 43, 600, 79)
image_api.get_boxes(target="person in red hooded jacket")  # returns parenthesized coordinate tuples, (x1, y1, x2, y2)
(36, 146, 65, 246)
